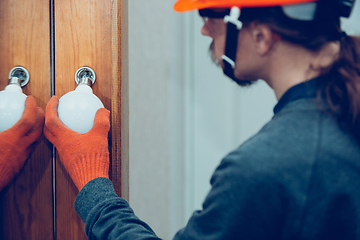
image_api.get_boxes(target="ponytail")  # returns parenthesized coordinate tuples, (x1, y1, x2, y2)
(322, 35, 360, 142)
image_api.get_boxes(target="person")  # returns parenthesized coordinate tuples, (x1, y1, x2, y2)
(2, 0, 360, 239)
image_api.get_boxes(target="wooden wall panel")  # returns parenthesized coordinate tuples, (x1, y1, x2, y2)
(54, 0, 122, 239)
(0, 0, 124, 238)
(0, 0, 53, 239)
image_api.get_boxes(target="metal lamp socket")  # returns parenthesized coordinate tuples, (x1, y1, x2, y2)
(75, 66, 96, 87)
(8, 66, 30, 87)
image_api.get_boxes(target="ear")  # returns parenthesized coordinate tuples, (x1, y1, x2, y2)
(249, 22, 275, 56)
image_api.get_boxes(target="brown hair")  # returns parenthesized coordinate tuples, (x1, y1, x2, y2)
(325, 35, 360, 140)
(241, 6, 360, 142)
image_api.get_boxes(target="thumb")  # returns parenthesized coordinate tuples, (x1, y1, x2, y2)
(45, 95, 59, 120)
(12, 95, 38, 136)
(44, 95, 68, 130)
(44, 95, 67, 143)
(89, 108, 110, 136)
(27, 106, 45, 141)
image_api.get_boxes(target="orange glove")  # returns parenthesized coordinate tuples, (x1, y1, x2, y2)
(0, 96, 45, 191)
(44, 96, 110, 191)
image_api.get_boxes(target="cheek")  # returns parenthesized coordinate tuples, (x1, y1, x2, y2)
(234, 35, 258, 79)
(234, 51, 254, 78)
(213, 36, 226, 61)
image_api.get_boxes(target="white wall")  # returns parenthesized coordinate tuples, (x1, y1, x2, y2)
(128, 1, 360, 239)
(128, 1, 171, 239)
(128, 0, 186, 239)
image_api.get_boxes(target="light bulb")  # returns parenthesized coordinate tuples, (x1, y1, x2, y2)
(0, 67, 30, 132)
(58, 67, 104, 134)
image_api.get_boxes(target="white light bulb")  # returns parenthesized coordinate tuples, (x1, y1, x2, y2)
(0, 83, 27, 132)
(58, 84, 104, 134)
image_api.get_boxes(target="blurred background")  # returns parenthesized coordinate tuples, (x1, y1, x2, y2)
(127, 1, 360, 239)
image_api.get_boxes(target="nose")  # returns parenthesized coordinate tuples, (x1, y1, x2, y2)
(201, 24, 211, 37)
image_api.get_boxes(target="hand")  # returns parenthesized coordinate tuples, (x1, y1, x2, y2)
(0, 96, 45, 191)
(44, 96, 110, 191)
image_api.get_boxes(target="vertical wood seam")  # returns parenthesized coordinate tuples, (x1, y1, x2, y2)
(49, 0, 57, 239)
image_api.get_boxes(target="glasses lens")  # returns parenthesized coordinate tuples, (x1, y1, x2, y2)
(202, 17, 208, 25)
(202, 17, 214, 35)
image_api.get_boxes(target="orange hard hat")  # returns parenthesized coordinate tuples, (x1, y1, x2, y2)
(174, 0, 318, 12)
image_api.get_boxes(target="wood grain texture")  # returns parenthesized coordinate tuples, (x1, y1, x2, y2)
(111, 0, 123, 198)
(0, 0, 53, 239)
(54, 0, 123, 238)
(120, 0, 129, 201)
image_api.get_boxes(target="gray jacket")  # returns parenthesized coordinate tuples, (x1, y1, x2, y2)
(75, 79, 360, 240)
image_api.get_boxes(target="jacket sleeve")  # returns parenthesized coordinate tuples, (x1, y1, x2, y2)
(75, 147, 290, 240)
(75, 177, 161, 240)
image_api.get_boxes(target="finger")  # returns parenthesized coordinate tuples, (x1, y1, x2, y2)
(12, 96, 38, 135)
(90, 108, 110, 136)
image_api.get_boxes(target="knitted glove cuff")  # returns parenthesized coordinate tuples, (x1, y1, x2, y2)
(67, 152, 110, 191)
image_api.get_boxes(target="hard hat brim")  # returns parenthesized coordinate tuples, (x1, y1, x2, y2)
(174, 0, 318, 12)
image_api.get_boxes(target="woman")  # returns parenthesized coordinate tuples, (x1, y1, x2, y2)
(43, 0, 360, 239)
